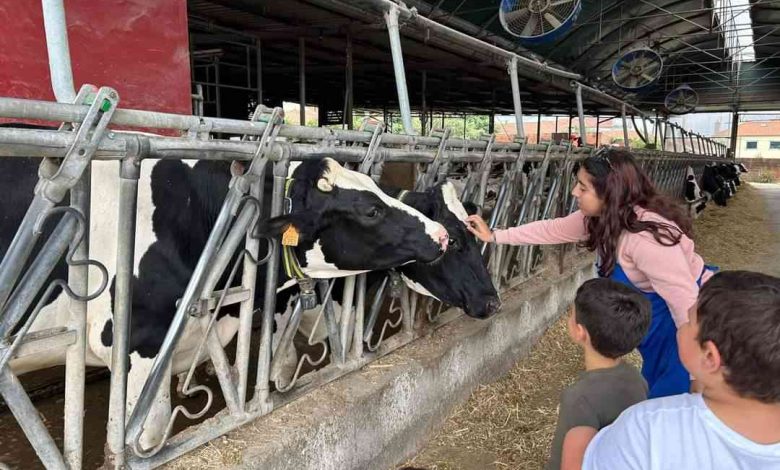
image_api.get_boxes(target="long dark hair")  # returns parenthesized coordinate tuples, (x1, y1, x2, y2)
(580, 148, 692, 277)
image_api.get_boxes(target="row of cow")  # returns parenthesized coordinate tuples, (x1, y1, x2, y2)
(685, 162, 748, 216)
(2, 152, 500, 450)
(1, 135, 746, 458)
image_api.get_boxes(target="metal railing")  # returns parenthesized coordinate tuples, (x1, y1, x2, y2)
(0, 93, 723, 469)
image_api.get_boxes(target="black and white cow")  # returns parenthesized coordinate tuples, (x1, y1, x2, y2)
(3, 153, 449, 449)
(271, 181, 501, 386)
(684, 166, 707, 218)
(701, 164, 730, 206)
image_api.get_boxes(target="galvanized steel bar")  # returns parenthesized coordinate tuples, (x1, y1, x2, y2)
(0, 367, 67, 469)
(41, 0, 76, 102)
(63, 170, 90, 469)
(105, 158, 140, 468)
(508, 57, 525, 139)
(385, 5, 414, 134)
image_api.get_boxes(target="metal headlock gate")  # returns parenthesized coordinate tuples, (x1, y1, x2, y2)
(0, 91, 723, 468)
(0, 0, 730, 467)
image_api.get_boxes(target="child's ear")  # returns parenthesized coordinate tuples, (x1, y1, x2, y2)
(700, 340, 723, 374)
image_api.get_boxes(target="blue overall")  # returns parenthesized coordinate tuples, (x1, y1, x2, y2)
(606, 264, 716, 399)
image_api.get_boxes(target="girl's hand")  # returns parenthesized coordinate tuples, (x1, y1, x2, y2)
(466, 215, 494, 243)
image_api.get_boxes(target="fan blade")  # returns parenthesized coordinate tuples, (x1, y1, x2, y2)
(503, 7, 529, 24)
(615, 68, 631, 82)
(628, 76, 638, 88)
(641, 73, 655, 82)
(521, 13, 539, 36)
(544, 12, 562, 29)
(550, 0, 574, 5)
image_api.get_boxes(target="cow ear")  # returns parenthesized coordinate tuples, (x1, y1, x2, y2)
(462, 201, 480, 216)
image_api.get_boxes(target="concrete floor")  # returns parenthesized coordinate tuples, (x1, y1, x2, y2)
(749, 183, 780, 277)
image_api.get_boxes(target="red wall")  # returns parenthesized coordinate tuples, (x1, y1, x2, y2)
(0, 0, 191, 118)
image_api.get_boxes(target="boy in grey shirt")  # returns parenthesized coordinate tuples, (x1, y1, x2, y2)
(546, 278, 650, 470)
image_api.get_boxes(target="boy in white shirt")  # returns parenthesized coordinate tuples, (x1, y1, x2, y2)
(581, 270, 780, 470)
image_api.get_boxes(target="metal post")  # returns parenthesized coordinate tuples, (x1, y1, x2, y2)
(253, 161, 287, 411)
(41, 0, 76, 102)
(214, 59, 221, 118)
(63, 168, 90, 469)
(488, 112, 495, 134)
(508, 57, 524, 139)
(595, 114, 600, 146)
(729, 111, 739, 158)
(0, 368, 67, 468)
(299, 38, 306, 126)
(621, 104, 629, 148)
(236, 181, 262, 408)
(256, 39, 263, 105)
(576, 84, 586, 145)
(106, 158, 140, 468)
(421, 70, 427, 134)
(385, 5, 414, 134)
(641, 117, 648, 147)
(536, 111, 541, 144)
(346, 33, 354, 130)
(670, 124, 677, 153)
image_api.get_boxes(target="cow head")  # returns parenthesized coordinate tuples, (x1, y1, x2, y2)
(258, 158, 449, 277)
(384, 182, 501, 319)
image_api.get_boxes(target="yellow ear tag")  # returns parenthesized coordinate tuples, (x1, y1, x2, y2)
(281, 225, 300, 247)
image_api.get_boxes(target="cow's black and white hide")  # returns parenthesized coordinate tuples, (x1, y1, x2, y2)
(701, 164, 729, 206)
(684, 166, 707, 218)
(3, 153, 449, 449)
(270, 182, 501, 386)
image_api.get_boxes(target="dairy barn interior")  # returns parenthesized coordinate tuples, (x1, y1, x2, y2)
(0, 0, 779, 469)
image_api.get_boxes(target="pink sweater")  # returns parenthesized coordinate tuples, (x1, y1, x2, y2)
(494, 209, 712, 327)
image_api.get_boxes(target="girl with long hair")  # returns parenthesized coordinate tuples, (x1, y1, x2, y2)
(467, 148, 716, 399)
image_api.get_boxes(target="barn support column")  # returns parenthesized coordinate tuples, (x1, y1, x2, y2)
(641, 116, 649, 147)
(345, 33, 354, 130)
(595, 114, 600, 147)
(670, 123, 678, 153)
(421, 70, 427, 134)
(385, 5, 414, 134)
(214, 59, 221, 118)
(536, 111, 541, 144)
(106, 158, 140, 469)
(299, 38, 306, 126)
(508, 57, 525, 140)
(488, 112, 495, 134)
(681, 128, 688, 153)
(621, 104, 629, 148)
(42, 0, 76, 102)
(256, 39, 263, 105)
(575, 84, 586, 146)
(729, 111, 739, 158)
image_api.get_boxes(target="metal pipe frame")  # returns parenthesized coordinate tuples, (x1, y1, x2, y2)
(0, 100, 723, 468)
(385, 5, 414, 134)
(41, 0, 76, 102)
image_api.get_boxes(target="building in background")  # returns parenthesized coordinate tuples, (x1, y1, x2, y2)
(715, 120, 780, 159)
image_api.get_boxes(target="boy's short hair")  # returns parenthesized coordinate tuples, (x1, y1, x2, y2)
(574, 278, 651, 358)
(697, 271, 780, 403)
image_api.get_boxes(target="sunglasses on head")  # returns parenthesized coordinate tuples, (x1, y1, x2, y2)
(589, 148, 614, 171)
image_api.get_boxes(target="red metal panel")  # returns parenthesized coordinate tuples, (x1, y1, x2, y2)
(0, 0, 191, 116)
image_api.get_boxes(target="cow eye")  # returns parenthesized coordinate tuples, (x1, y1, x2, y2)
(366, 206, 382, 218)
(450, 238, 459, 249)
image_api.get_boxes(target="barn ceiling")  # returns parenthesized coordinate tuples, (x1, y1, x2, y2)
(187, 0, 780, 120)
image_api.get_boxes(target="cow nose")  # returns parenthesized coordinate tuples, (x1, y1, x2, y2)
(486, 297, 502, 316)
(436, 228, 449, 252)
